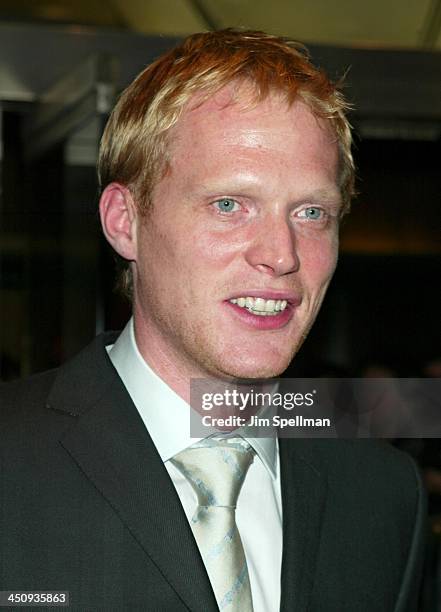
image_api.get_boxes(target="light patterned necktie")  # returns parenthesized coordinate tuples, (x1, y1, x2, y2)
(171, 438, 255, 611)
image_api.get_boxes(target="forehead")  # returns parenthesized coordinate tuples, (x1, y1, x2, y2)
(168, 85, 339, 176)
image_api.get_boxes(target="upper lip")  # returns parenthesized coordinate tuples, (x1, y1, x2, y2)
(227, 290, 301, 305)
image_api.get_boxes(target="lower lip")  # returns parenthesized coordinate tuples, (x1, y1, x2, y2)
(224, 301, 296, 330)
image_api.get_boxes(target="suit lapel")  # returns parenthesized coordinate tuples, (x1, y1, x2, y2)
(279, 438, 328, 612)
(47, 333, 218, 612)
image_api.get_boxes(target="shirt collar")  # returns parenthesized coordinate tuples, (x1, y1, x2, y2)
(107, 318, 278, 480)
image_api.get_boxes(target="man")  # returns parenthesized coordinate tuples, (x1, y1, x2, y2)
(1, 29, 425, 611)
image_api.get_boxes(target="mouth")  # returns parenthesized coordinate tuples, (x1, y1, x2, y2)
(229, 296, 288, 316)
(225, 291, 301, 330)
(228, 290, 300, 314)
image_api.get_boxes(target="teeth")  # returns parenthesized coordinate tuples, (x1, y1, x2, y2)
(229, 296, 289, 315)
(265, 299, 276, 312)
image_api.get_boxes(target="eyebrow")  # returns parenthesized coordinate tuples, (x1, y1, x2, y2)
(193, 182, 341, 197)
(305, 188, 342, 205)
(305, 187, 342, 204)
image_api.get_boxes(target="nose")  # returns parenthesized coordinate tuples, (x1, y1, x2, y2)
(244, 216, 299, 277)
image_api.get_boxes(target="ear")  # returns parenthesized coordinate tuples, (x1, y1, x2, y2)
(99, 183, 138, 261)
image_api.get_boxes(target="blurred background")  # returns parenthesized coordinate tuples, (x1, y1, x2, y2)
(0, 0, 439, 382)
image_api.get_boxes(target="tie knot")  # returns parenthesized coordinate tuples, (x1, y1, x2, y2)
(171, 438, 255, 508)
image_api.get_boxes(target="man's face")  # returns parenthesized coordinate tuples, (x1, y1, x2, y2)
(132, 89, 341, 381)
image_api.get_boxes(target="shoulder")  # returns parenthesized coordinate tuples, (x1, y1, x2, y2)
(0, 330, 121, 430)
(0, 369, 57, 424)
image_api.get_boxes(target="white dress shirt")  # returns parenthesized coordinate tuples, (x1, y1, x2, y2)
(107, 319, 282, 612)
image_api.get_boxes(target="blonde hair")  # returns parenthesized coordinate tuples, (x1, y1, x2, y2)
(98, 28, 355, 298)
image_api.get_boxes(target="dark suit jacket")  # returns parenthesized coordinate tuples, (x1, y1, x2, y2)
(1, 332, 426, 611)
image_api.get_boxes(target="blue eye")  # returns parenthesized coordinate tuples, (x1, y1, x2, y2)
(214, 198, 240, 213)
(304, 206, 322, 220)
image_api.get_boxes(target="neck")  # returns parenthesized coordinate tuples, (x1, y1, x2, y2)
(133, 311, 204, 405)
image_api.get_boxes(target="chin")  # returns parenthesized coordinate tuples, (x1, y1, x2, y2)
(217, 355, 293, 381)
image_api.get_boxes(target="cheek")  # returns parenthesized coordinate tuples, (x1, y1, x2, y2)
(137, 225, 241, 301)
(193, 227, 249, 266)
(299, 234, 339, 290)
(135, 228, 180, 300)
